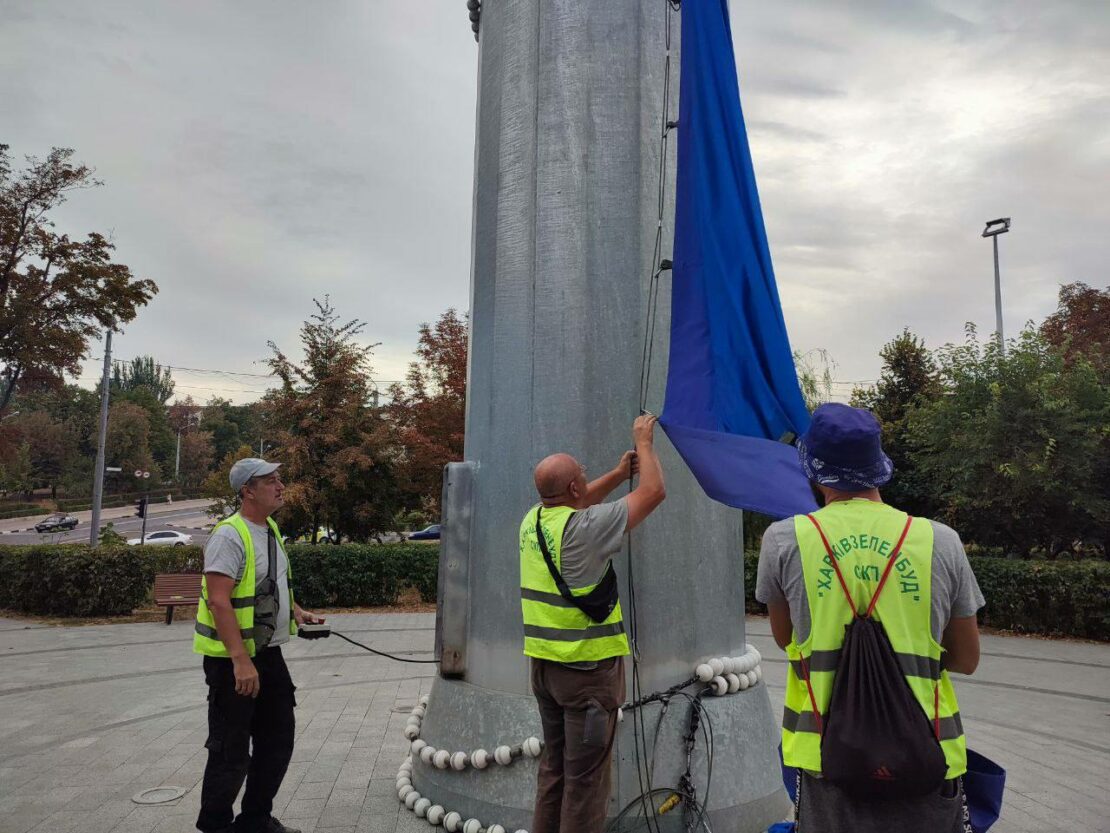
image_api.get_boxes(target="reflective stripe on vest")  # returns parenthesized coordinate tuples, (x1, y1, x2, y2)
(780, 500, 967, 779)
(193, 513, 297, 658)
(519, 504, 630, 663)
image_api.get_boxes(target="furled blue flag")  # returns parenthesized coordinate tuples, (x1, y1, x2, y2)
(660, 0, 816, 519)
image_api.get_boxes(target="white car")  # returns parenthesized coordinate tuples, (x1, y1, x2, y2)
(127, 530, 193, 547)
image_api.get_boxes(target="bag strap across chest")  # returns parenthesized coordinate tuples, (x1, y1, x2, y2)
(798, 511, 914, 735)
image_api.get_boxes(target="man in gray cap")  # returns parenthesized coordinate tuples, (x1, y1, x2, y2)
(193, 458, 323, 833)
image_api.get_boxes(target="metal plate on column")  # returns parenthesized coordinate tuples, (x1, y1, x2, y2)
(436, 461, 476, 677)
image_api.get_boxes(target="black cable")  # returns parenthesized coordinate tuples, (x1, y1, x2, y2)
(330, 631, 440, 664)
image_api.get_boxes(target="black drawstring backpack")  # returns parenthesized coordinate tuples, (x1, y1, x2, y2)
(535, 507, 619, 623)
(800, 513, 948, 800)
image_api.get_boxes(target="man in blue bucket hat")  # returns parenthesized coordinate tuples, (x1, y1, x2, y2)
(756, 403, 986, 833)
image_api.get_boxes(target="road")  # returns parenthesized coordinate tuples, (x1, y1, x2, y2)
(0, 499, 215, 547)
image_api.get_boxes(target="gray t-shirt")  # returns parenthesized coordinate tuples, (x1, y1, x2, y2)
(559, 498, 630, 589)
(203, 517, 291, 647)
(755, 505, 985, 644)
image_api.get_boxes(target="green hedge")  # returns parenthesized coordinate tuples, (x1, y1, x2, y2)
(0, 543, 441, 617)
(0, 504, 50, 520)
(741, 551, 1109, 641)
(1, 542, 1105, 640)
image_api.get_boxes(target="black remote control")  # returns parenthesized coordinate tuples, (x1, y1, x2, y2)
(298, 623, 332, 640)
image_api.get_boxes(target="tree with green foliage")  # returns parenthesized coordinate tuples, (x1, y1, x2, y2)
(178, 430, 215, 490)
(0, 146, 157, 413)
(111, 355, 175, 404)
(904, 325, 1109, 558)
(105, 401, 159, 483)
(792, 348, 836, 413)
(265, 297, 402, 542)
(851, 329, 941, 516)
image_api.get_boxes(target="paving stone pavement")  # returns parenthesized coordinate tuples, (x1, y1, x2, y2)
(1, 613, 1106, 833)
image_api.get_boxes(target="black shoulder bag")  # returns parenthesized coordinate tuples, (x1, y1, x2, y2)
(535, 507, 619, 624)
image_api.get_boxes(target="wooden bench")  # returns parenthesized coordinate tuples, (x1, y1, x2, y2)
(154, 573, 203, 625)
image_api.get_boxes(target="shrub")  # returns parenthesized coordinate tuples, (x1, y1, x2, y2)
(742, 551, 1109, 641)
(0, 542, 441, 617)
(0, 504, 49, 520)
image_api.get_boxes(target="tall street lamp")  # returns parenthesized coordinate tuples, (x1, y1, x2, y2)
(982, 217, 1011, 356)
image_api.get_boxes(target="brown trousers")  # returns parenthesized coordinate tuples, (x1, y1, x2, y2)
(530, 656, 626, 833)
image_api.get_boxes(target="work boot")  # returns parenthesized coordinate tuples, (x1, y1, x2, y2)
(262, 818, 301, 833)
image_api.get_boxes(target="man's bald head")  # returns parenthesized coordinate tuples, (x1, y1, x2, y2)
(534, 453, 584, 503)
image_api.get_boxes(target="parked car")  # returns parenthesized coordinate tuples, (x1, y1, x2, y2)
(127, 530, 193, 547)
(408, 524, 441, 541)
(34, 514, 79, 533)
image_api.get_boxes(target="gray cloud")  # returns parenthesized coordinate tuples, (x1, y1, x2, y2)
(1, 0, 1105, 401)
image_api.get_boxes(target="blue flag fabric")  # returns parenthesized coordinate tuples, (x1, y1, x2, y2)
(660, 0, 816, 519)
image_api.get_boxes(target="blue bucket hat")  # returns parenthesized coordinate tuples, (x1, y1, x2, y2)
(798, 403, 893, 491)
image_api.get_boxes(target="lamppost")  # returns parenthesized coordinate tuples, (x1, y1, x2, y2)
(982, 217, 1011, 356)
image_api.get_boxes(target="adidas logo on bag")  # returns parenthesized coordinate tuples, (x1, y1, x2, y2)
(871, 765, 895, 781)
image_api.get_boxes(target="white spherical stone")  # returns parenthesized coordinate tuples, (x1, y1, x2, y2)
(733, 655, 749, 674)
(755, 664, 763, 682)
(411, 739, 427, 754)
(405, 791, 421, 809)
(420, 694, 430, 706)
(711, 676, 728, 696)
(397, 776, 411, 789)
(399, 785, 414, 801)
(695, 663, 714, 682)
(744, 642, 755, 656)
(451, 751, 469, 770)
(487, 826, 505, 833)
(494, 745, 513, 766)
(725, 673, 741, 693)
(463, 819, 481, 833)
(444, 812, 462, 832)
(427, 805, 445, 825)
(722, 656, 736, 675)
(738, 672, 750, 690)
(708, 657, 725, 676)
(413, 797, 431, 818)
(404, 724, 420, 740)
(413, 705, 426, 718)
(522, 737, 543, 758)
(420, 746, 436, 765)
(751, 647, 762, 664)
(433, 749, 451, 770)
(471, 749, 489, 769)
(746, 669, 759, 687)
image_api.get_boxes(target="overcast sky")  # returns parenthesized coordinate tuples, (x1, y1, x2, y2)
(3, 1, 1106, 404)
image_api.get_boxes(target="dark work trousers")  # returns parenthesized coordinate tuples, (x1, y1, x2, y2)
(530, 656, 626, 833)
(196, 648, 296, 833)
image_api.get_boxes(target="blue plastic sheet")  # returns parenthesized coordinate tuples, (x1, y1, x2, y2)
(661, 0, 815, 519)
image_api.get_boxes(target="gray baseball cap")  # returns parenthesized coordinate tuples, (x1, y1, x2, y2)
(229, 458, 281, 493)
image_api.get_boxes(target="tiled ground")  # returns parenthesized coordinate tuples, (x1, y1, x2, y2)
(1, 613, 1106, 833)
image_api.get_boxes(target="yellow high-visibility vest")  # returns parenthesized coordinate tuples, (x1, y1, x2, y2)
(781, 500, 967, 778)
(519, 504, 630, 663)
(193, 513, 296, 658)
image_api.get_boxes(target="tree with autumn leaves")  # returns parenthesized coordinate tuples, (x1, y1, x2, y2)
(389, 309, 468, 516)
